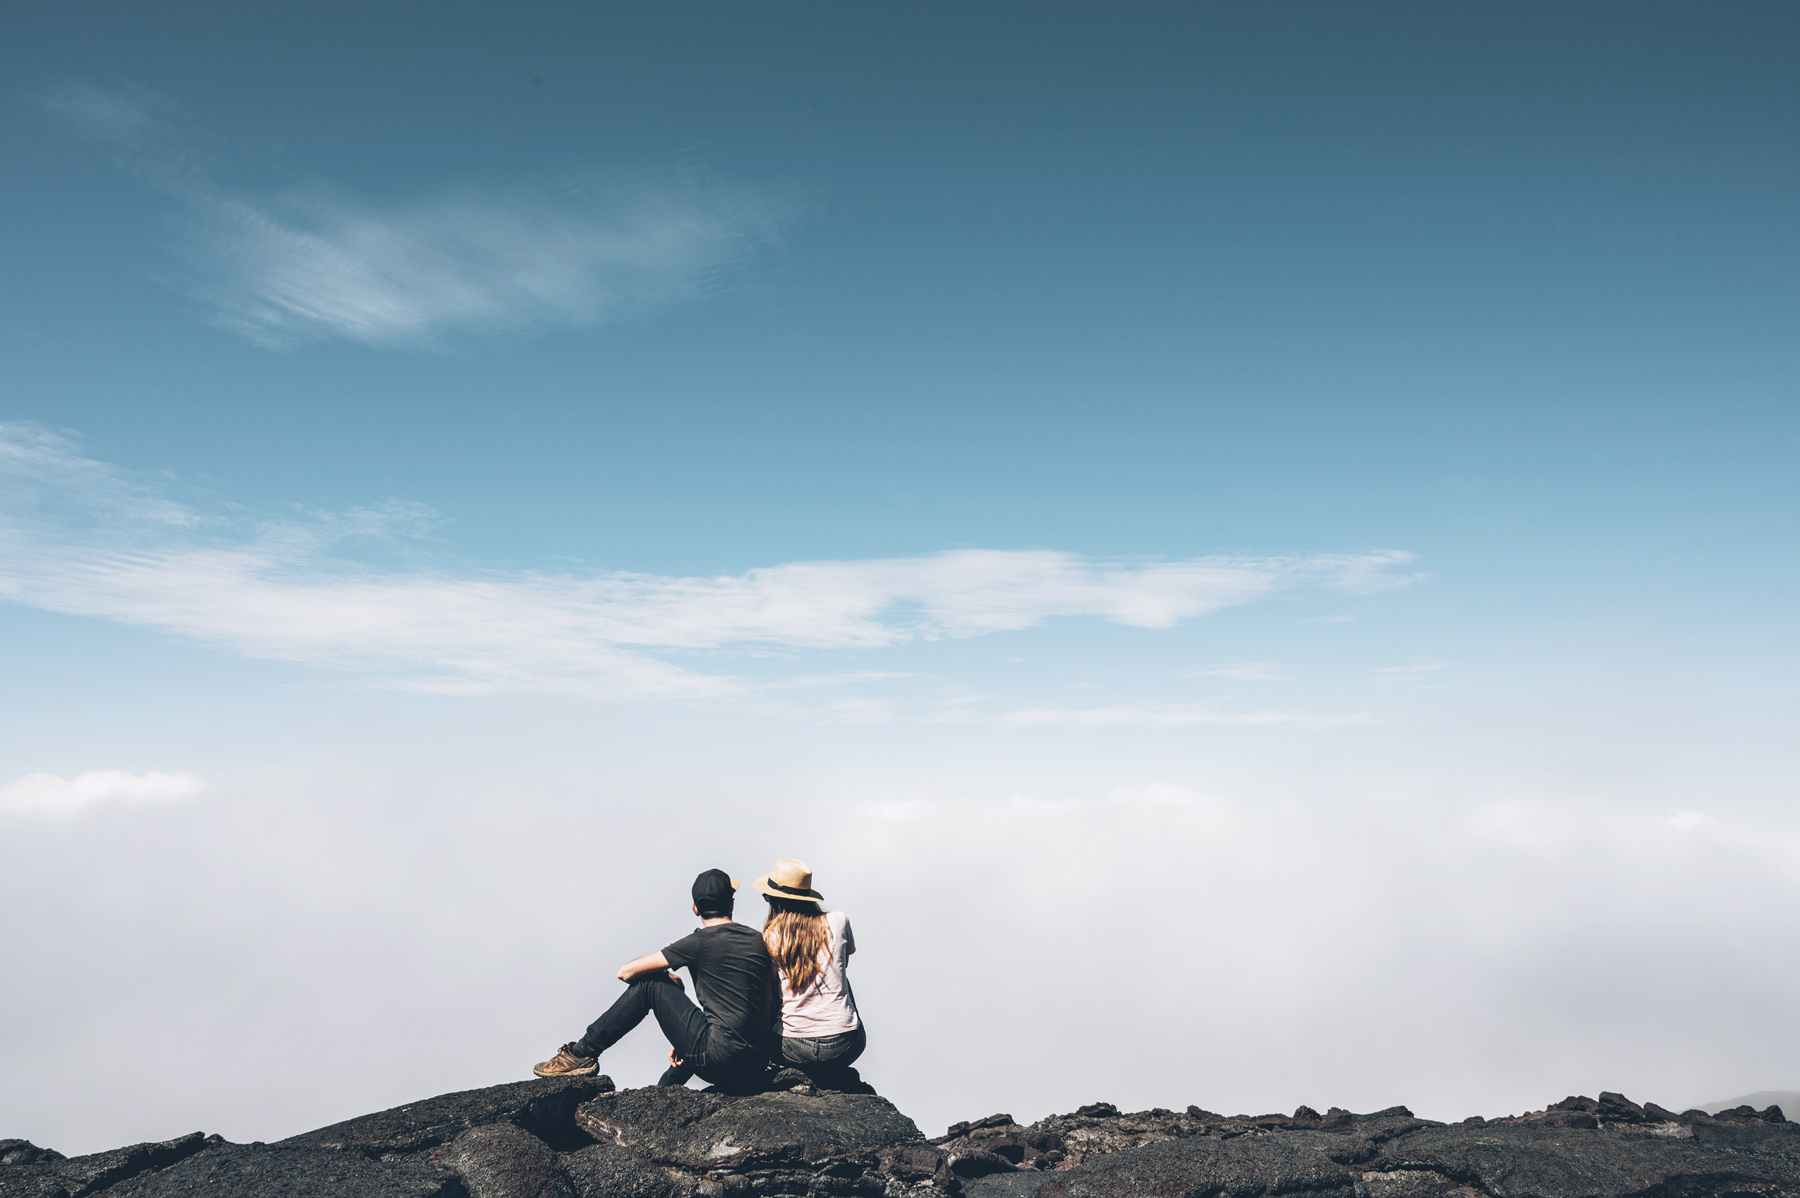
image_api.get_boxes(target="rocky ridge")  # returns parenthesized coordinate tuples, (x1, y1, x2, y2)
(4, 1078, 1796, 1198)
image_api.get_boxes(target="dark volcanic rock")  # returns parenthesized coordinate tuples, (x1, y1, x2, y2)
(0, 1135, 212, 1198)
(18, 1082, 1800, 1198)
(280, 1075, 611, 1157)
(436, 1124, 573, 1198)
(49, 1135, 210, 1198)
(575, 1085, 950, 1196)
(947, 1149, 1018, 1179)
(1378, 1116, 1800, 1197)
(0, 1163, 70, 1198)
(560, 1142, 691, 1198)
(573, 1087, 725, 1160)
(932, 1114, 1070, 1174)
(955, 1093, 1800, 1198)
(941, 1106, 1190, 1170)
(102, 1144, 456, 1198)
(954, 1177, 1052, 1198)
(1595, 1091, 1646, 1124)
(1, 1142, 68, 1198)
(1022, 1132, 1359, 1198)
(576, 1087, 927, 1171)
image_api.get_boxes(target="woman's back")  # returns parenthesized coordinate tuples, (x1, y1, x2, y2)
(776, 909, 859, 1037)
(755, 859, 868, 1088)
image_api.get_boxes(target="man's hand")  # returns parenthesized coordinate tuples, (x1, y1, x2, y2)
(668, 1046, 685, 1068)
(666, 970, 684, 989)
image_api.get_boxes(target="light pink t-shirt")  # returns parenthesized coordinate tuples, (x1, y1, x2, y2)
(778, 909, 861, 1038)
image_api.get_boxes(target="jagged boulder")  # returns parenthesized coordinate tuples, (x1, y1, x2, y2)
(1018, 1131, 1361, 1198)
(436, 1123, 574, 1198)
(279, 1075, 611, 1157)
(577, 1086, 925, 1167)
(100, 1145, 456, 1198)
(0, 1134, 212, 1198)
(937, 1103, 1426, 1179)
(933, 1114, 1066, 1174)
(955, 1095, 1800, 1198)
(1, 1144, 63, 1169)
(1372, 1117, 1800, 1198)
(574, 1085, 953, 1195)
(560, 1141, 692, 1198)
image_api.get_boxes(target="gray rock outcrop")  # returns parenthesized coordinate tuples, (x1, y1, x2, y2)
(1, 1074, 951, 1198)
(946, 1093, 1799, 1198)
(7, 1081, 1797, 1198)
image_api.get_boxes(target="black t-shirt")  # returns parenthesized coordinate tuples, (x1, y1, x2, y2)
(663, 922, 780, 1064)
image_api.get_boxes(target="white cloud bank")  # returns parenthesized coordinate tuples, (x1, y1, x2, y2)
(1, 770, 208, 816)
(0, 425, 1422, 698)
(42, 83, 789, 348)
(8, 758, 1798, 1151)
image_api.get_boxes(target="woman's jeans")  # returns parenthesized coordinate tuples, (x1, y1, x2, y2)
(781, 1024, 866, 1090)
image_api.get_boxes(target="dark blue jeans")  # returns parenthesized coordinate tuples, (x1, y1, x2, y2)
(780, 1024, 867, 1090)
(571, 974, 761, 1088)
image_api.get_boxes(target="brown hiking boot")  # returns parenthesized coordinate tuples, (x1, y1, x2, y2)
(533, 1044, 598, 1078)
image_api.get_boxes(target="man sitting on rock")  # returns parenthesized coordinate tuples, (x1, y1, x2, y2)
(534, 868, 780, 1091)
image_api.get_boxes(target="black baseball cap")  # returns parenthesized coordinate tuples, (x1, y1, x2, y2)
(692, 868, 738, 908)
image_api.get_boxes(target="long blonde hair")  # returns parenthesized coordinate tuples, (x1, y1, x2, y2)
(763, 897, 831, 994)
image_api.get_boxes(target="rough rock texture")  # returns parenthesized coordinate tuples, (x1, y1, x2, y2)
(279, 1075, 613, 1156)
(560, 1142, 693, 1198)
(573, 1084, 953, 1196)
(3, 1075, 950, 1198)
(10, 1083, 1798, 1198)
(102, 1145, 457, 1198)
(1374, 1117, 1800, 1198)
(1032, 1131, 1363, 1198)
(950, 1095, 1799, 1198)
(934, 1103, 1427, 1178)
(0, 1134, 212, 1198)
(436, 1123, 574, 1198)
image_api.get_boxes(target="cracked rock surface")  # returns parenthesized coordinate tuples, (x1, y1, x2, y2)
(3, 1075, 950, 1198)
(950, 1093, 1798, 1198)
(8, 1084, 1796, 1198)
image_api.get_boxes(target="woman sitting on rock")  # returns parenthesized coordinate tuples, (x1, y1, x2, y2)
(755, 858, 868, 1091)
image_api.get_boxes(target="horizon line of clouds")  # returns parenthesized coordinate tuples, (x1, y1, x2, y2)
(38, 82, 792, 349)
(0, 425, 1426, 700)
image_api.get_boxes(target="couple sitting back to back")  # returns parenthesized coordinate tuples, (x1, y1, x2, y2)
(534, 859, 866, 1092)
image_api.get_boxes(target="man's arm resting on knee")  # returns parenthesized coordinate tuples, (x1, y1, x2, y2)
(617, 951, 682, 986)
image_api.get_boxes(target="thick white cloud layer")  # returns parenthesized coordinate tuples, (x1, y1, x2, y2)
(3, 739, 1796, 1155)
(0, 769, 208, 816)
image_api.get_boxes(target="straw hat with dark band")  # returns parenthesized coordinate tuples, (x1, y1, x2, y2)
(753, 858, 823, 905)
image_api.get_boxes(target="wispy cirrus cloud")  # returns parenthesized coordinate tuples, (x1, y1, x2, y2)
(989, 704, 1367, 728)
(1370, 663, 1450, 689)
(0, 425, 1423, 698)
(1189, 662, 1289, 682)
(40, 83, 791, 348)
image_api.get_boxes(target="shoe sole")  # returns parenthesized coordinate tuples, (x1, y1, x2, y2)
(533, 1063, 599, 1078)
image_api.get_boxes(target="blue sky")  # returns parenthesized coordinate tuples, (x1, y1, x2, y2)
(3, 0, 1798, 1154)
